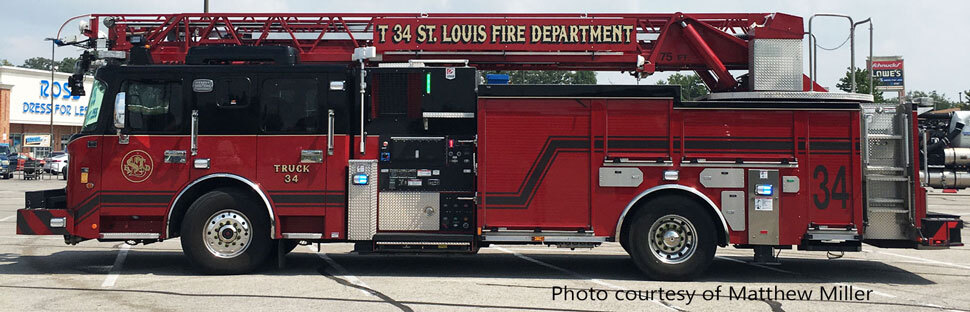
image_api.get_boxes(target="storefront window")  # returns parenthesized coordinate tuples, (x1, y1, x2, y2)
(9, 134, 22, 154)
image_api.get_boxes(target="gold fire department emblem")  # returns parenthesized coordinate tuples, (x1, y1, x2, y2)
(121, 150, 153, 183)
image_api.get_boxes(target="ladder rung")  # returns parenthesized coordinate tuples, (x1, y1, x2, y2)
(866, 176, 909, 182)
(870, 208, 909, 214)
(869, 198, 905, 204)
(868, 134, 903, 140)
(866, 166, 905, 172)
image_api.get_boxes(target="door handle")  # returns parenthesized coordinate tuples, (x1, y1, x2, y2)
(327, 109, 335, 156)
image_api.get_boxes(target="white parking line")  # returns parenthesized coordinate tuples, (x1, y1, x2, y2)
(492, 246, 683, 312)
(308, 245, 374, 297)
(101, 244, 131, 288)
(873, 250, 970, 270)
(0, 215, 14, 222)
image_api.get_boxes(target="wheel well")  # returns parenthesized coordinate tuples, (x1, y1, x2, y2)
(167, 177, 270, 238)
(618, 189, 728, 249)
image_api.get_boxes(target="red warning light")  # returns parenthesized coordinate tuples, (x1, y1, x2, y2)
(449, 139, 454, 148)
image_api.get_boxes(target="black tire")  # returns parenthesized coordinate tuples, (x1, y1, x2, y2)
(627, 195, 717, 281)
(181, 188, 272, 274)
(61, 167, 68, 180)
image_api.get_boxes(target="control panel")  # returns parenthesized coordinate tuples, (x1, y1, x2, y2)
(748, 169, 780, 245)
(439, 193, 476, 233)
(378, 136, 475, 192)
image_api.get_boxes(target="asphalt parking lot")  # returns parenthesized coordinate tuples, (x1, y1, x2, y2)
(0, 177, 968, 311)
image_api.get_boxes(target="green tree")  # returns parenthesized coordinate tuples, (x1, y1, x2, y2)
(58, 57, 77, 73)
(903, 90, 956, 111)
(836, 67, 885, 103)
(0, 59, 12, 66)
(482, 70, 596, 84)
(19, 57, 77, 73)
(656, 73, 709, 101)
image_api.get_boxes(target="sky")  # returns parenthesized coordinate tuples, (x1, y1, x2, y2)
(1, 0, 967, 100)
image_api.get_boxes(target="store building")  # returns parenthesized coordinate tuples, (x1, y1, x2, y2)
(0, 66, 93, 158)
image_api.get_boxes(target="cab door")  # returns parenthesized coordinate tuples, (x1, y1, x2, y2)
(256, 73, 332, 238)
(99, 73, 191, 236)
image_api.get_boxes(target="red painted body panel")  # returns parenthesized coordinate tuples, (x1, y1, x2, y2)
(480, 96, 863, 245)
(66, 136, 103, 239)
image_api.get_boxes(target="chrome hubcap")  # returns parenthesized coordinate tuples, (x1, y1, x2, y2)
(203, 209, 251, 258)
(647, 214, 697, 264)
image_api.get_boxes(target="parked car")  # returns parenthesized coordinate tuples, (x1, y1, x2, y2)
(44, 152, 68, 174)
(0, 146, 11, 179)
(12, 154, 28, 171)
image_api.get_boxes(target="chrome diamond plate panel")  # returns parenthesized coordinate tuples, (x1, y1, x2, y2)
(348, 160, 378, 240)
(378, 192, 439, 231)
(703, 91, 873, 102)
(750, 39, 803, 91)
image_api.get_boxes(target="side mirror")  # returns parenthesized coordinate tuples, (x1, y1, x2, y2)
(113, 92, 126, 129)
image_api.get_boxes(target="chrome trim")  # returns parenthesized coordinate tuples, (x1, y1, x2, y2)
(327, 109, 335, 156)
(329, 81, 345, 91)
(100, 232, 160, 240)
(282, 233, 323, 239)
(190, 110, 199, 156)
(49, 217, 66, 228)
(483, 235, 607, 243)
(300, 150, 324, 163)
(602, 160, 674, 167)
(479, 96, 674, 100)
(614, 184, 731, 245)
(166, 173, 276, 239)
(376, 241, 471, 246)
(702, 91, 873, 102)
(663, 170, 679, 181)
(164, 150, 187, 164)
(422, 112, 475, 119)
(193, 158, 210, 169)
(680, 160, 798, 168)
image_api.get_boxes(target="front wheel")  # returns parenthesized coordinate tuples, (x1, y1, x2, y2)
(181, 188, 272, 274)
(627, 195, 717, 280)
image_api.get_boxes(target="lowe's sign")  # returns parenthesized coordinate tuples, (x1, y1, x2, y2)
(871, 57, 904, 91)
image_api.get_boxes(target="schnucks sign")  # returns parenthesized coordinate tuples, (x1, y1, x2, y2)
(871, 59, 904, 88)
(373, 18, 638, 51)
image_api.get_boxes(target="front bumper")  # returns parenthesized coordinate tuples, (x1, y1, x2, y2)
(17, 188, 70, 236)
(17, 209, 71, 235)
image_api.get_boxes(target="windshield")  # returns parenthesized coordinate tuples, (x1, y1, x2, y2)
(0, 145, 8, 156)
(81, 80, 106, 133)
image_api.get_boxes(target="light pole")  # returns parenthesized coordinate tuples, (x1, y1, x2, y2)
(43, 37, 59, 157)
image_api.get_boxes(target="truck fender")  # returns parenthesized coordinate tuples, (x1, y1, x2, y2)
(166, 173, 275, 239)
(615, 184, 730, 246)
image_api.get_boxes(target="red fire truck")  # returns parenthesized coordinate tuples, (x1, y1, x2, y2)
(17, 12, 962, 280)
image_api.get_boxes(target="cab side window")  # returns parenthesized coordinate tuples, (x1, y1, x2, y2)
(260, 79, 320, 133)
(123, 80, 183, 133)
(194, 77, 258, 134)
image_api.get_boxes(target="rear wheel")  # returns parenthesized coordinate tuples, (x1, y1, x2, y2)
(627, 195, 717, 280)
(181, 188, 272, 274)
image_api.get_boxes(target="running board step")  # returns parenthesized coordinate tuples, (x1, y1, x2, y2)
(800, 225, 862, 251)
(368, 233, 475, 253)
